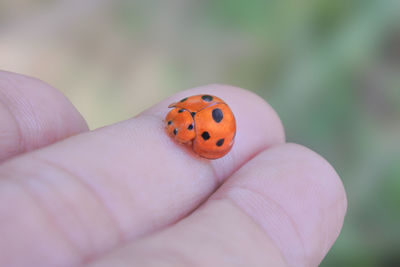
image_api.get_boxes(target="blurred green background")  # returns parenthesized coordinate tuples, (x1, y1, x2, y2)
(1, 0, 399, 266)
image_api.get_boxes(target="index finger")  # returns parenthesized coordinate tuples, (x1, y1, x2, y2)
(0, 84, 285, 266)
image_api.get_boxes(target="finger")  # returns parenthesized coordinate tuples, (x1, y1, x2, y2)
(87, 144, 347, 267)
(0, 84, 285, 266)
(0, 70, 88, 161)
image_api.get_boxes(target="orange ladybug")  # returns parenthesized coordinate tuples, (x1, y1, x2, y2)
(165, 94, 236, 159)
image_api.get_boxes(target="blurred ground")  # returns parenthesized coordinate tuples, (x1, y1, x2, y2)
(1, 0, 399, 266)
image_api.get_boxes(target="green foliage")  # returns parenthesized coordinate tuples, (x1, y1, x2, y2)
(193, 1, 400, 265)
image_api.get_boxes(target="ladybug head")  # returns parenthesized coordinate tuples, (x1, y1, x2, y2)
(165, 107, 195, 144)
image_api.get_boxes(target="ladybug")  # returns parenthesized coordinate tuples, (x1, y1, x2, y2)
(165, 94, 236, 159)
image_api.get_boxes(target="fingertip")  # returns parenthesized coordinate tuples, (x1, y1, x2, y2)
(213, 84, 286, 144)
(0, 70, 88, 160)
(5, 70, 89, 132)
(142, 83, 285, 178)
(213, 143, 347, 266)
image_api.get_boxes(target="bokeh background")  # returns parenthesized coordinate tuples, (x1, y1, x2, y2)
(1, 0, 399, 266)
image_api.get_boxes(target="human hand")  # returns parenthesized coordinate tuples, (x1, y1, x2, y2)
(0, 71, 347, 267)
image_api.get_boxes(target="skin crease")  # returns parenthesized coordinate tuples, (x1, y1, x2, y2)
(0, 71, 347, 267)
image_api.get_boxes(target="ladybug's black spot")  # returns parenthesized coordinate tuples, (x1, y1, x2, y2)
(167, 120, 172, 125)
(173, 129, 178, 135)
(201, 95, 213, 102)
(212, 108, 223, 123)
(180, 97, 188, 102)
(201, 131, 210, 140)
(187, 124, 193, 130)
(216, 138, 225, 147)
(178, 109, 184, 113)
(191, 112, 196, 117)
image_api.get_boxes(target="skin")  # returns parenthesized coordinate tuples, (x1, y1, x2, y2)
(0, 70, 347, 267)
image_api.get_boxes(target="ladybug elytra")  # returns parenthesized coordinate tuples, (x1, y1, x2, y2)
(165, 95, 236, 159)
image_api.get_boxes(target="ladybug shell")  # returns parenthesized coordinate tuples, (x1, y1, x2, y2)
(165, 95, 236, 159)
